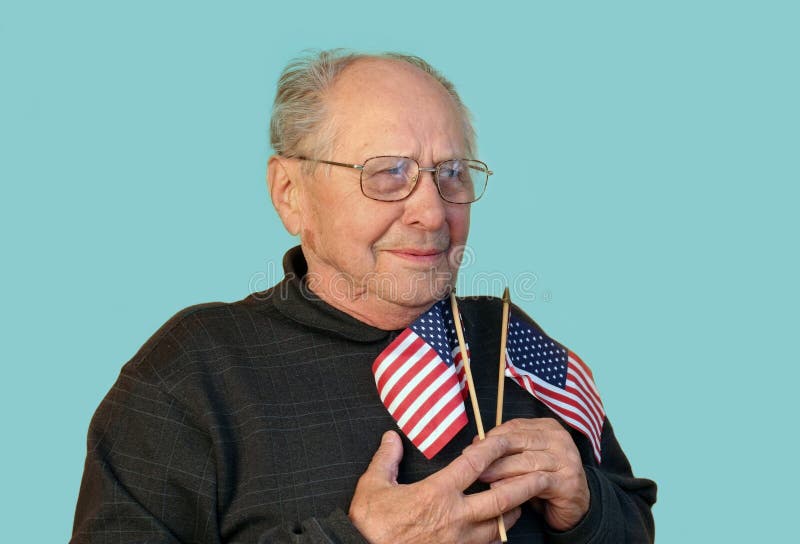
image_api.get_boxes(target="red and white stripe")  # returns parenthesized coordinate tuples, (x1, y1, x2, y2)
(373, 329, 467, 459)
(452, 345, 468, 398)
(505, 350, 606, 462)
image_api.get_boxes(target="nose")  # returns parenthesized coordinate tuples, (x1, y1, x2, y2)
(401, 169, 447, 231)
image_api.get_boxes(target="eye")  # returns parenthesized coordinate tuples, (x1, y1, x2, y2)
(383, 165, 406, 176)
(370, 158, 412, 179)
(439, 161, 466, 181)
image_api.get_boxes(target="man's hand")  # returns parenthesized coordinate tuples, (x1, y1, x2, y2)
(478, 418, 590, 532)
(350, 431, 533, 544)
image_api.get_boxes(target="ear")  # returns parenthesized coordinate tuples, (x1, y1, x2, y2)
(267, 155, 303, 236)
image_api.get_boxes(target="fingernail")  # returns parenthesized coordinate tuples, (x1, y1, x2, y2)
(382, 431, 396, 444)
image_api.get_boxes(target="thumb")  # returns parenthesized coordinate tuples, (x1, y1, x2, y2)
(364, 430, 403, 485)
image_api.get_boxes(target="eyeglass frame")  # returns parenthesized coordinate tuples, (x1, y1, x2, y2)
(293, 155, 493, 204)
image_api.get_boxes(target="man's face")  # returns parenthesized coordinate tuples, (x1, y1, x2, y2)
(296, 59, 471, 317)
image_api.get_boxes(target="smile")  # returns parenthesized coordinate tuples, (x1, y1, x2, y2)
(385, 248, 447, 265)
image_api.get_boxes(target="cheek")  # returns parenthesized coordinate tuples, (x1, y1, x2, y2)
(297, 190, 324, 252)
(316, 198, 395, 260)
(448, 207, 471, 243)
(445, 209, 471, 270)
(350, 203, 398, 244)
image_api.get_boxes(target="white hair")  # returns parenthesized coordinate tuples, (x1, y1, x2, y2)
(269, 49, 477, 173)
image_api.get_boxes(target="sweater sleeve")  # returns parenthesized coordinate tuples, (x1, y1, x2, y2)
(544, 419, 657, 544)
(70, 359, 219, 543)
(70, 338, 370, 544)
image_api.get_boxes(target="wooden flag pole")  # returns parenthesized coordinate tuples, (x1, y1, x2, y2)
(449, 292, 485, 439)
(496, 287, 510, 427)
(449, 292, 508, 542)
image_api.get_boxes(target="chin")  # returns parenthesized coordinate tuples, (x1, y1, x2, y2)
(373, 269, 456, 308)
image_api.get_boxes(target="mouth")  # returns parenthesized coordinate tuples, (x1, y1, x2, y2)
(385, 247, 448, 265)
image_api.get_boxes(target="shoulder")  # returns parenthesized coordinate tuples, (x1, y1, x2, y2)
(121, 287, 288, 388)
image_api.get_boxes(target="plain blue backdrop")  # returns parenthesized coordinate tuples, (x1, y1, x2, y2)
(1, 1, 797, 541)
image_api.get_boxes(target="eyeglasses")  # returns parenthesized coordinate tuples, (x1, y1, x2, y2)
(295, 156, 492, 204)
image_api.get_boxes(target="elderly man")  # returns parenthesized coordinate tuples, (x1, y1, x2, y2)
(72, 50, 656, 543)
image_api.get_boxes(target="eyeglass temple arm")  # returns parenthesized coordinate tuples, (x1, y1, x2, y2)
(419, 166, 494, 176)
(298, 157, 364, 171)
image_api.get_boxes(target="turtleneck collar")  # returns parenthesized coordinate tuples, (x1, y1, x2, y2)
(271, 245, 396, 343)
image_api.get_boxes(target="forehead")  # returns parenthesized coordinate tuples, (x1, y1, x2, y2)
(325, 58, 465, 159)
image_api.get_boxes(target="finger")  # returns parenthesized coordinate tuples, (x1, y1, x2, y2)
(362, 430, 403, 486)
(493, 417, 562, 432)
(469, 507, 522, 544)
(488, 417, 566, 439)
(479, 450, 561, 482)
(432, 434, 510, 491)
(467, 471, 553, 519)
(490, 456, 590, 516)
(486, 422, 552, 452)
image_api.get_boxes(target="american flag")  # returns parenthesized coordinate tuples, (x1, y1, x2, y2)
(372, 300, 468, 459)
(505, 311, 606, 462)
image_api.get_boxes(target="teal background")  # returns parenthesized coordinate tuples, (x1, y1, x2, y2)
(1, 1, 797, 541)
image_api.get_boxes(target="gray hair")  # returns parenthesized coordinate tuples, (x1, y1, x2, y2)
(269, 49, 477, 172)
